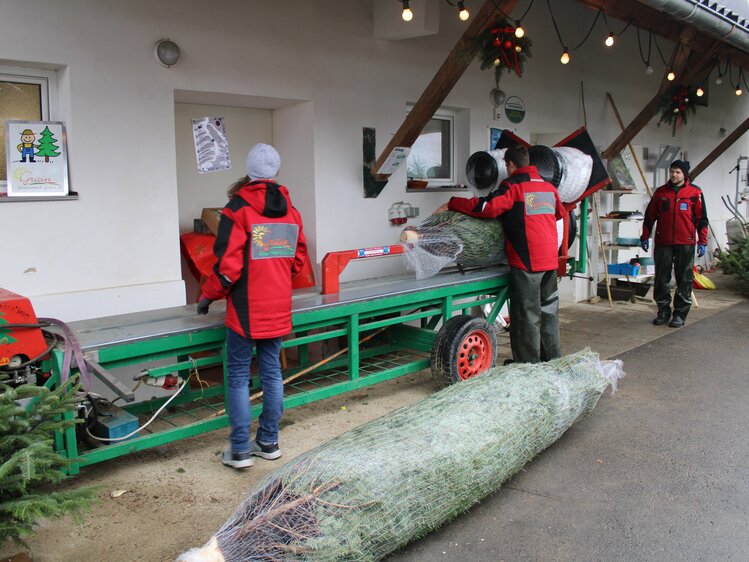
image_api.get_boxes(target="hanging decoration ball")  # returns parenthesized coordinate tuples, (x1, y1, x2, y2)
(477, 20, 532, 84)
(659, 85, 699, 136)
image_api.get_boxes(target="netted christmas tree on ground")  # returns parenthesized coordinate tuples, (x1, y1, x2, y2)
(177, 349, 623, 562)
(0, 375, 96, 546)
(400, 210, 506, 278)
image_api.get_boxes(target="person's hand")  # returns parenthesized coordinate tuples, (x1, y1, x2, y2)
(697, 244, 707, 257)
(197, 297, 212, 315)
(640, 239, 649, 252)
(433, 203, 449, 214)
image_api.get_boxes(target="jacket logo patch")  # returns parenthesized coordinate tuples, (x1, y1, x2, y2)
(524, 192, 555, 215)
(679, 202, 688, 211)
(251, 223, 298, 259)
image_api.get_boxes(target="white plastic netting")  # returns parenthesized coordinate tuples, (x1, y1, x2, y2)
(553, 147, 593, 203)
(400, 211, 506, 279)
(177, 349, 623, 562)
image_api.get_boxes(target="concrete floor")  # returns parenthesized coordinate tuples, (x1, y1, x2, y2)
(390, 273, 749, 561)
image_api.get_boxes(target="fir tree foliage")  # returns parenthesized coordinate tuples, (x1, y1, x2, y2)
(0, 375, 96, 545)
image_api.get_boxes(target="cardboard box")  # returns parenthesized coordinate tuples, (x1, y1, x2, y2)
(201, 207, 223, 235)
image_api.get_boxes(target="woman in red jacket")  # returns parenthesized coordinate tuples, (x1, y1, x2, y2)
(640, 160, 708, 328)
(197, 144, 307, 469)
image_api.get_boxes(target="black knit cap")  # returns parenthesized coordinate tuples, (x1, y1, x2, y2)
(670, 159, 690, 176)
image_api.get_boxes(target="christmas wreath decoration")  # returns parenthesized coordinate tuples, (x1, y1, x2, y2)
(658, 85, 698, 135)
(476, 20, 533, 84)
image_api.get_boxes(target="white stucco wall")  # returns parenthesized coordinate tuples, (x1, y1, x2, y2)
(0, 0, 746, 320)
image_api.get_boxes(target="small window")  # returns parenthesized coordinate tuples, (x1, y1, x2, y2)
(407, 112, 455, 185)
(0, 66, 56, 187)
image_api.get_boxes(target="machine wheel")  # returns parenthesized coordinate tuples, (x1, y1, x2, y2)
(431, 315, 497, 388)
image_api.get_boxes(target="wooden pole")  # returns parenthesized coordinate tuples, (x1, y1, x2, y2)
(605, 93, 653, 197)
(592, 193, 614, 307)
(371, 0, 519, 180)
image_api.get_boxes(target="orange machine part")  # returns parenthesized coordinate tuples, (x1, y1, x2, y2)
(0, 288, 47, 367)
(322, 245, 405, 295)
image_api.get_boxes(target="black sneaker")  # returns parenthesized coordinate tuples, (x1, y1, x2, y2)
(250, 440, 281, 460)
(668, 315, 685, 328)
(653, 311, 671, 325)
(221, 450, 253, 469)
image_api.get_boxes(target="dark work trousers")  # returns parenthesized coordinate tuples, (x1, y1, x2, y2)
(653, 244, 695, 319)
(508, 267, 561, 363)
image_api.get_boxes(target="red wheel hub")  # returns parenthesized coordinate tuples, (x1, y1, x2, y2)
(456, 330, 493, 380)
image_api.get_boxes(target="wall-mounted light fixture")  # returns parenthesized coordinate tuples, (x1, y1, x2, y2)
(155, 38, 181, 68)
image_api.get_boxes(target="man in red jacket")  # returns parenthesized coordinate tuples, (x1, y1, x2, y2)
(438, 145, 565, 363)
(197, 143, 307, 469)
(641, 159, 708, 328)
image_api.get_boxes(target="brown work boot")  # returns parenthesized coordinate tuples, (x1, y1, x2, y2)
(653, 310, 670, 325)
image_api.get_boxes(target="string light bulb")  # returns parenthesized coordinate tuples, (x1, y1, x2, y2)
(736, 86, 743, 96)
(605, 33, 615, 47)
(667, 70, 676, 81)
(696, 87, 704, 97)
(716, 75, 723, 85)
(646, 65, 654, 75)
(515, 21, 525, 38)
(515, 45, 522, 53)
(560, 48, 570, 65)
(401, 0, 413, 21)
(457, 1, 469, 21)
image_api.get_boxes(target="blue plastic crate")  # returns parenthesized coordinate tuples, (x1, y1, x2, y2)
(608, 263, 640, 275)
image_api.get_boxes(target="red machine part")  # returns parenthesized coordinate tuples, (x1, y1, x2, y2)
(321, 245, 405, 295)
(0, 288, 48, 368)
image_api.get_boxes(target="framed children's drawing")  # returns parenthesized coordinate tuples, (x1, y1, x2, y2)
(5, 120, 69, 196)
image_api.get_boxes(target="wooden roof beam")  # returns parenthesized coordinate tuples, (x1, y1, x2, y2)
(602, 28, 695, 160)
(372, 0, 519, 180)
(690, 116, 749, 181)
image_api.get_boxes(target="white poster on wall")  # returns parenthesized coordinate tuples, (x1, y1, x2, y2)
(192, 116, 231, 174)
(5, 120, 69, 196)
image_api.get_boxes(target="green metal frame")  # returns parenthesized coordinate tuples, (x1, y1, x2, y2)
(46, 273, 509, 475)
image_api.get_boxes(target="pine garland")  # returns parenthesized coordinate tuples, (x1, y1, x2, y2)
(0, 375, 96, 546)
(658, 85, 698, 135)
(476, 20, 533, 85)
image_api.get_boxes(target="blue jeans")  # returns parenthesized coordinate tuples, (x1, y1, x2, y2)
(225, 328, 284, 453)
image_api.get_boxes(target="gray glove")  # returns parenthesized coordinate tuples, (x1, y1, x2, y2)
(197, 297, 212, 315)
(640, 239, 649, 252)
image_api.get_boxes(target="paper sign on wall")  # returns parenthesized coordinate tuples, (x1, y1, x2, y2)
(378, 146, 411, 175)
(192, 116, 231, 173)
(5, 120, 69, 196)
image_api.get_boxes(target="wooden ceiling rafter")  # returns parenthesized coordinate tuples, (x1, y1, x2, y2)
(371, 0, 520, 180)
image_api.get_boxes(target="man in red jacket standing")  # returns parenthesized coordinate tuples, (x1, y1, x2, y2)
(641, 159, 708, 328)
(437, 144, 565, 363)
(197, 143, 307, 469)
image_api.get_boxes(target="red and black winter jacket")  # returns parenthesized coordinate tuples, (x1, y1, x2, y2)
(448, 165, 564, 272)
(641, 180, 708, 246)
(201, 181, 307, 339)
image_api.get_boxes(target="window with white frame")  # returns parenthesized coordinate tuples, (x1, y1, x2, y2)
(406, 110, 455, 186)
(0, 66, 57, 187)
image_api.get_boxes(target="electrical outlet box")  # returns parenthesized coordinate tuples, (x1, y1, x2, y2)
(493, 107, 502, 120)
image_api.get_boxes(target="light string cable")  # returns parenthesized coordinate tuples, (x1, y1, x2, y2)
(636, 27, 653, 67)
(546, 1, 603, 54)
(652, 34, 670, 67)
(601, 11, 632, 44)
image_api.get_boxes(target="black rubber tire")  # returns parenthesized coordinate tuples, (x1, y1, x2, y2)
(430, 315, 497, 388)
(528, 145, 562, 187)
(567, 209, 577, 249)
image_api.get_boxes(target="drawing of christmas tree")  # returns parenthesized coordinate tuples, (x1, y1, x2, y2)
(36, 126, 61, 163)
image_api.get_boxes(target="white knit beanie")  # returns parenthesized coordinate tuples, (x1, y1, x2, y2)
(246, 143, 281, 180)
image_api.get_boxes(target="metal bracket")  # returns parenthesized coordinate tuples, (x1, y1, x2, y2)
(83, 358, 135, 403)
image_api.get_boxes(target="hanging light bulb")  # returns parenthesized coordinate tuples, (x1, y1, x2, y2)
(605, 33, 615, 47)
(457, 1, 469, 21)
(560, 48, 570, 65)
(716, 75, 723, 85)
(736, 86, 743, 96)
(696, 87, 704, 97)
(493, 57, 501, 67)
(515, 45, 522, 53)
(667, 70, 676, 81)
(515, 21, 525, 38)
(646, 65, 654, 75)
(401, 0, 413, 21)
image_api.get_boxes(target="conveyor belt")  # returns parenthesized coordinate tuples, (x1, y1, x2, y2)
(57, 266, 508, 352)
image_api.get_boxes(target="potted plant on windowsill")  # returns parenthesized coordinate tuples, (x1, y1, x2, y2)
(407, 157, 428, 189)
